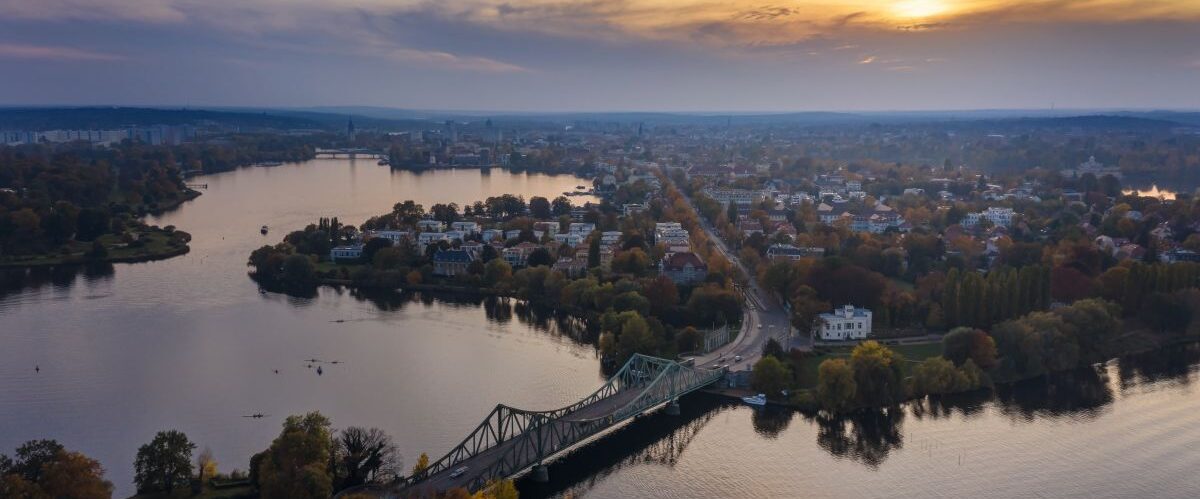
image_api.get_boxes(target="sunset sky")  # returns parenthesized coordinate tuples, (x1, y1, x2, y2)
(1, 0, 1199, 111)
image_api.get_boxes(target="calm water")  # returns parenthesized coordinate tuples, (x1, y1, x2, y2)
(3, 159, 1200, 498)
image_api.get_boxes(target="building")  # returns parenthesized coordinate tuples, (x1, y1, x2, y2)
(553, 233, 584, 247)
(417, 232, 448, 252)
(432, 249, 474, 276)
(962, 207, 1016, 228)
(661, 251, 708, 285)
(816, 305, 873, 341)
(568, 222, 596, 236)
(702, 187, 764, 206)
(766, 244, 824, 261)
(450, 221, 479, 234)
(330, 245, 364, 262)
(417, 219, 445, 232)
(533, 221, 560, 236)
(365, 230, 410, 245)
(481, 229, 505, 242)
(552, 257, 588, 277)
(503, 242, 539, 268)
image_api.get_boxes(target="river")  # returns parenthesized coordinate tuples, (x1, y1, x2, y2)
(3, 159, 1200, 498)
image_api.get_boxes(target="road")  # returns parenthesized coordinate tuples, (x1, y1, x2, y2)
(671, 177, 806, 375)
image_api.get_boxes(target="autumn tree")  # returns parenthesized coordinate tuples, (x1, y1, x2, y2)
(941, 327, 997, 369)
(751, 356, 791, 397)
(256, 412, 334, 499)
(134, 430, 196, 494)
(816, 358, 856, 413)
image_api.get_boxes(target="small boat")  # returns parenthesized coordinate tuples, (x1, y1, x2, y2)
(377, 159, 389, 166)
(741, 393, 767, 406)
(260, 225, 269, 235)
(576, 185, 586, 190)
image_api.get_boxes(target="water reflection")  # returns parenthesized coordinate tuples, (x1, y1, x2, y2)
(813, 408, 905, 468)
(1116, 343, 1200, 389)
(521, 344, 1200, 497)
(518, 394, 727, 499)
(0, 263, 114, 300)
(331, 287, 596, 346)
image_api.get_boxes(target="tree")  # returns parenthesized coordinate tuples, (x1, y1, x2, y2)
(849, 341, 906, 407)
(362, 237, 393, 262)
(529, 196, 552, 219)
(134, 430, 195, 494)
(37, 451, 113, 499)
(526, 247, 553, 268)
(816, 358, 856, 413)
(335, 427, 401, 489)
(5, 439, 63, 483)
(910, 357, 971, 397)
(551, 196, 572, 216)
(615, 312, 658, 363)
(257, 412, 334, 499)
(483, 258, 513, 287)
(751, 356, 791, 397)
(941, 327, 997, 369)
(642, 276, 679, 315)
(281, 253, 317, 290)
(611, 247, 650, 276)
(196, 447, 218, 484)
(587, 235, 601, 268)
(677, 326, 702, 353)
(410, 453, 430, 476)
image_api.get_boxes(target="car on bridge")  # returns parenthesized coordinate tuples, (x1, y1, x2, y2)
(449, 466, 469, 478)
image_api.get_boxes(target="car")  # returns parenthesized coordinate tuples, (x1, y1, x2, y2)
(757, 324, 763, 329)
(734, 355, 742, 362)
(449, 466, 469, 478)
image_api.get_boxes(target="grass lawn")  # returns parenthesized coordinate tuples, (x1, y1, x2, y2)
(794, 341, 944, 388)
(314, 261, 364, 274)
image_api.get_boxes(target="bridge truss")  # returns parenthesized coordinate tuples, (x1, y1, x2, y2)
(403, 354, 725, 492)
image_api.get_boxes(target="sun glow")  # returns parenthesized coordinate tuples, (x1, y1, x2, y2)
(892, 0, 949, 18)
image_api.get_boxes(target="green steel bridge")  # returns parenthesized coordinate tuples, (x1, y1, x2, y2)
(400, 354, 725, 493)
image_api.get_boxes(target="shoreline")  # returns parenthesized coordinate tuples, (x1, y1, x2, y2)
(0, 230, 192, 270)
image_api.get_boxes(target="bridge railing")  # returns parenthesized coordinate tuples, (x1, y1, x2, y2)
(451, 360, 724, 490)
(403, 354, 724, 491)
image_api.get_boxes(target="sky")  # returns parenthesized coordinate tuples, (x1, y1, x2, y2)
(1, 0, 1199, 112)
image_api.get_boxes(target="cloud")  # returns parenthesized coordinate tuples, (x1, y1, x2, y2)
(898, 22, 949, 31)
(0, 43, 125, 61)
(0, 0, 184, 22)
(384, 47, 527, 72)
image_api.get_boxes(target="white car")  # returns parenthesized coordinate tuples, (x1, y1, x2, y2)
(734, 355, 743, 362)
(449, 466, 468, 478)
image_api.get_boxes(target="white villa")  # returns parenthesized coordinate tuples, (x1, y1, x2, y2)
(816, 305, 873, 341)
(962, 207, 1016, 228)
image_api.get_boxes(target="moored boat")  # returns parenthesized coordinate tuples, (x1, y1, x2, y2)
(742, 393, 767, 406)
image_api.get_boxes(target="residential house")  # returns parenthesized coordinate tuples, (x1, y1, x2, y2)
(661, 252, 708, 285)
(330, 244, 363, 262)
(432, 249, 474, 276)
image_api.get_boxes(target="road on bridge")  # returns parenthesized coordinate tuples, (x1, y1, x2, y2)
(410, 386, 647, 492)
(670, 174, 807, 376)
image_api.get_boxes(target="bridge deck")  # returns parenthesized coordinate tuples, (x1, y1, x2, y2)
(415, 388, 645, 492)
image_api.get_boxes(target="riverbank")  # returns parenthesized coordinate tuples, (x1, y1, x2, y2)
(0, 227, 192, 269)
(728, 329, 1200, 414)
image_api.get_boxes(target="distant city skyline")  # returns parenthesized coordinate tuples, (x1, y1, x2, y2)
(1, 0, 1199, 111)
